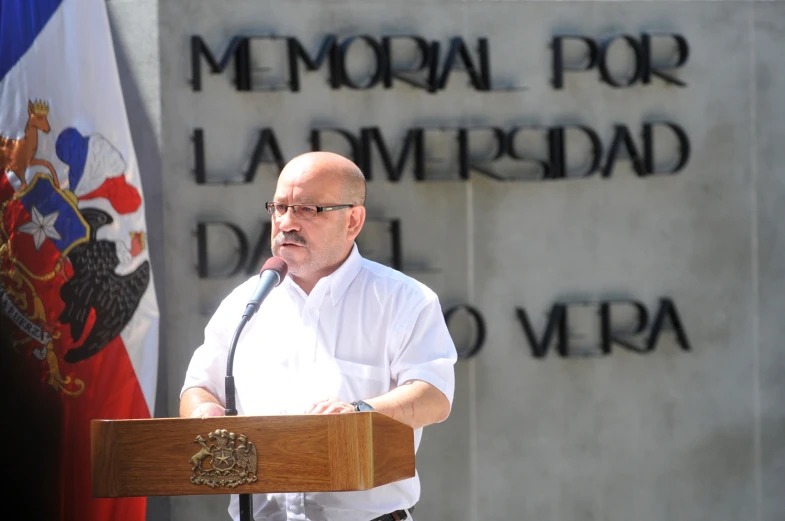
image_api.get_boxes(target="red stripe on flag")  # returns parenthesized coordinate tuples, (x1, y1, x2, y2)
(60, 335, 150, 521)
(0, 172, 15, 201)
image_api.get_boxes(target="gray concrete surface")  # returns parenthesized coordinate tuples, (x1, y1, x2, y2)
(106, 0, 785, 520)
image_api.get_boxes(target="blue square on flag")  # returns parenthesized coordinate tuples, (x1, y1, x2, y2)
(17, 174, 88, 255)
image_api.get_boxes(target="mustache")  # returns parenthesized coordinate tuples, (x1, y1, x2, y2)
(274, 231, 307, 247)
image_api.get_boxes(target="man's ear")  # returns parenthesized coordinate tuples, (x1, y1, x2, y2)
(346, 206, 366, 241)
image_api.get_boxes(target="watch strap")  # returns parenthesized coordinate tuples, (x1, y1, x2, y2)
(352, 400, 374, 412)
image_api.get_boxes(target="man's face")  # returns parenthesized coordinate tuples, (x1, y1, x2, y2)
(269, 167, 351, 277)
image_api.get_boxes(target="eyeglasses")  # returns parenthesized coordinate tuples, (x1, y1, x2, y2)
(265, 202, 355, 219)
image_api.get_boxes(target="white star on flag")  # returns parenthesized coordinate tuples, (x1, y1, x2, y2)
(18, 206, 62, 250)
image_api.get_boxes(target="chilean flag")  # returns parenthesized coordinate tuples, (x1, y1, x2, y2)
(0, 1, 159, 520)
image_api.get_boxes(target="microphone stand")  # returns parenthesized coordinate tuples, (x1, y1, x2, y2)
(225, 314, 252, 521)
(222, 259, 285, 521)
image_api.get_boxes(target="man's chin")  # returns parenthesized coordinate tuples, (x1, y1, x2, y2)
(274, 246, 306, 266)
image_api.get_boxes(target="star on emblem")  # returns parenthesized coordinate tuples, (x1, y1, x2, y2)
(18, 206, 62, 250)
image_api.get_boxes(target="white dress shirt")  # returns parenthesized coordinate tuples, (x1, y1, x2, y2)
(181, 243, 457, 521)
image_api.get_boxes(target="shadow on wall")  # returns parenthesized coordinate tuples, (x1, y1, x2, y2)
(108, 8, 170, 521)
(108, 1, 167, 421)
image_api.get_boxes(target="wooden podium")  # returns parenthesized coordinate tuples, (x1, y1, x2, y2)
(91, 412, 415, 498)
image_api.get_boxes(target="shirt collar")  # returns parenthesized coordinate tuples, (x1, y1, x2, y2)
(282, 243, 363, 305)
(327, 242, 363, 305)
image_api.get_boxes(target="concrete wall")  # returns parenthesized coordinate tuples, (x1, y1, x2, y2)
(107, 0, 785, 520)
(106, 1, 168, 519)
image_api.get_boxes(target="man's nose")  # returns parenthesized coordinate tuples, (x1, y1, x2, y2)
(278, 207, 300, 231)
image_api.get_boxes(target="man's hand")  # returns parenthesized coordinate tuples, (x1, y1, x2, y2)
(190, 402, 226, 418)
(180, 387, 226, 418)
(305, 397, 354, 414)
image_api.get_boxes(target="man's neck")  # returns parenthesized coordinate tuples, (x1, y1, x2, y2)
(290, 273, 318, 295)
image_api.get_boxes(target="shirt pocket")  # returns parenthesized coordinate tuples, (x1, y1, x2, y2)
(332, 358, 389, 402)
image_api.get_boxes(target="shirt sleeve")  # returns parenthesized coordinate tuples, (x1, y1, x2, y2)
(179, 287, 244, 405)
(389, 291, 458, 409)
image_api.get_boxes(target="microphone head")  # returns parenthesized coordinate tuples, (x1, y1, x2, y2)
(260, 256, 288, 286)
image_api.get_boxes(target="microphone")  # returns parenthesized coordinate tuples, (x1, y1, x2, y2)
(227, 257, 288, 394)
(242, 256, 288, 319)
(224, 257, 287, 521)
(225, 256, 288, 414)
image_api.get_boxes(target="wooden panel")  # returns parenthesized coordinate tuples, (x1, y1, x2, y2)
(93, 416, 332, 497)
(92, 413, 415, 498)
(91, 420, 119, 495)
(371, 414, 416, 487)
(328, 413, 372, 490)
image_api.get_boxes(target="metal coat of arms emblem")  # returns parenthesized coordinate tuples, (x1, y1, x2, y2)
(190, 429, 258, 488)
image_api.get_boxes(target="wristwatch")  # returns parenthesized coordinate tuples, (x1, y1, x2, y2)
(352, 400, 375, 412)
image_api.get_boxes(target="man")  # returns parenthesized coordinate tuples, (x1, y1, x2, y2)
(180, 151, 458, 521)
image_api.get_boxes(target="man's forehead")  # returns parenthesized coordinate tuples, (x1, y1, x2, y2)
(273, 185, 342, 204)
(272, 188, 320, 202)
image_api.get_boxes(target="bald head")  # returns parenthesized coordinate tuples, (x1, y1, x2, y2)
(280, 152, 366, 206)
(271, 152, 368, 291)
